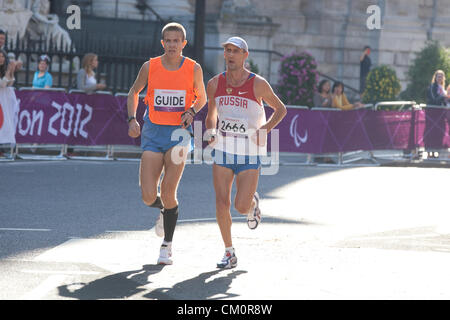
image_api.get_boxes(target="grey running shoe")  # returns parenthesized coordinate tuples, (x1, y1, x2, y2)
(247, 192, 261, 230)
(157, 243, 173, 265)
(216, 250, 237, 269)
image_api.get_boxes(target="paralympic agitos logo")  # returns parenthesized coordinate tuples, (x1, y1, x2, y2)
(289, 114, 308, 148)
(0, 103, 4, 130)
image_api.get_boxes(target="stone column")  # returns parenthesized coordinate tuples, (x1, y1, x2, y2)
(91, 0, 191, 21)
(91, 0, 140, 19)
(210, 0, 280, 81)
(431, 0, 450, 46)
(378, 0, 428, 89)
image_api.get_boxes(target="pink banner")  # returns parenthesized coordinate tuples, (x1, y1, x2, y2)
(13, 90, 450, 153)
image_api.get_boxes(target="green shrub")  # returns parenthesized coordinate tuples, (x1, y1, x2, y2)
(277, 52, 319, 107)
(247, 59, 259, 74)
(362, 65, 401, 104)
(400, 41, 450, 103)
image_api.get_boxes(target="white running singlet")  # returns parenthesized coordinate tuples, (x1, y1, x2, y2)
(213, 72, 266, 156)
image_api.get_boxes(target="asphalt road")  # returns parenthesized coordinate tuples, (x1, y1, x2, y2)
(1, 159, 450, 300)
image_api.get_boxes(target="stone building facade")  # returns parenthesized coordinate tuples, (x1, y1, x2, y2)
(55, 0, 450, 91)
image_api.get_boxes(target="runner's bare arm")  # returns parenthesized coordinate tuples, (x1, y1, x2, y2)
(127, 61, 149, 138)
(254, 76, 287, 133)
(206, 76, 219, 130)
(181, 63, 207, 128)
(193, 63, 207, 112)
(205, 76, 219, 142)
(127, 61, 149, 119)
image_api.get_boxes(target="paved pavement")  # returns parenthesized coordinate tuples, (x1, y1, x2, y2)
(1, 159, 450, 300)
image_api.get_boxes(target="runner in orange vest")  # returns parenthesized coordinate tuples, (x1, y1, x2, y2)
(127, 22, 206, 265)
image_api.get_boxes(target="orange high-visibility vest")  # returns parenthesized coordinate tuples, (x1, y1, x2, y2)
(144, 56, 197, 125)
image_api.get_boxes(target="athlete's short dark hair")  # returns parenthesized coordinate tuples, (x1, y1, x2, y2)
(161, 22, 186, 41)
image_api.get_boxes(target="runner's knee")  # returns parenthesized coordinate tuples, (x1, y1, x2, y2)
(234, 199, 252, 215)
(141, 190, 158, 206)
(216, 197, 231, 212)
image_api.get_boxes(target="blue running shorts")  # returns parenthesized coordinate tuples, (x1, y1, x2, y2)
(212, 149, 261, 175)
(141, 116, 193, 154)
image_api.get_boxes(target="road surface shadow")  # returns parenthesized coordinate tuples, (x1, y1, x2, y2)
(57, 264, 247, 300)
(57, 264, 165, 300)
(145, 269, 248, 300)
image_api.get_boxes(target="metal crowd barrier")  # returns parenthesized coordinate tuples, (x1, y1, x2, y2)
(8, 89, 143, 162)
(0, 143, 15, 162)
(19, 87, 67, 92)
(69, 89, 113, 95)
(415, 104, 450, 163)
(298, 105, 378, 167)
(3, 93, 449, 166)
(374, 101, 418, 111)
(370, 102, 449, 165)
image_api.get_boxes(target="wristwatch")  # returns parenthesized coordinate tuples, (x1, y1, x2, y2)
(128, 116, 136, 123)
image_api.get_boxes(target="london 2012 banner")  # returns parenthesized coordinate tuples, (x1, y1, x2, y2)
(12, 90, 450, 153)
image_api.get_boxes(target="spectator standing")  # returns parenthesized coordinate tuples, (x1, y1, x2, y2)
(0, 29, 23, 73)
(77, 53, 106, 93)
(0, 49, 15, 88)
(0, 29, 5, 51)
(313, 79, 332, 108)
(360, 46, 372, 94)
(447, 85, 450, 107)
(427, 70, 450, 106)
(32, 54, 52, 88)
(0, 49, 20, 147)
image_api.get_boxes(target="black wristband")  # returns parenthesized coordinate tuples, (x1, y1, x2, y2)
(182, 109, 195, 119)
(128, 116, 136, 123)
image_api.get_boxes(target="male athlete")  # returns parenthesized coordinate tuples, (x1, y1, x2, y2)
(205, 37, 287, 269)
(127, 22, 206, 265)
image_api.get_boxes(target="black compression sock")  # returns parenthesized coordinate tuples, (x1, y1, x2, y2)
(149, 196, 163, 209)
(162, 206, 179, 242)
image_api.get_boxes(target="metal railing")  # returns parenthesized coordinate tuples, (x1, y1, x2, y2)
(374, 101, 418, 111)
(3, 93, 448, 166)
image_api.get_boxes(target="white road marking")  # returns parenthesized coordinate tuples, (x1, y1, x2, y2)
(347, 233, 440, 241)
(105, 230, 151, 233)
(34, 238, 152, 264)
(104, 217, 247, 231)
(21, 269, 101, 275)
(0, 228, 51, 232)
(20, 275, 68, 300)
(178, 217, 246, 223)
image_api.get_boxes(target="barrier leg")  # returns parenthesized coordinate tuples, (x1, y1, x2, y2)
(0, 143, 15, 161)
(66, 145, 114, 161)
(278, 152, 317, 166)
(342, 150, 380, 166)
(16, 144, 67, 161)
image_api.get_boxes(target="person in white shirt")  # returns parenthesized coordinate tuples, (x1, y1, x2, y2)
(76, 53, 106, 93)
(0, 48, 19, 146)
(0, 49, 15, 88)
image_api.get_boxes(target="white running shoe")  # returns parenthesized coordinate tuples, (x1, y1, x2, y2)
(157, 243, 172, 265)
(247, 192, 261, 230)
(155, 211, 164, 238)
(216, 250, 237, 269)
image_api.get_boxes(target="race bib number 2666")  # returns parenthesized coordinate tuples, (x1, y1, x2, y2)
(219, 117, 248, 135)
